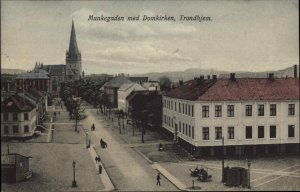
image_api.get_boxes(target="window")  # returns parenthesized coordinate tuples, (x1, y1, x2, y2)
(202, 105, 209, 118)
(188, 125, 191, 137)
(13, 125, 19, 133)
(215, 127, 222, 140)
(175, 102, 177, 111)
(4, 113, 9, 121)
(245, 105, 252, 116)
(183, 123, 185, 134)
(215, 105, 222, 117)
(228, 127, 234, 139)
(288, 104, 295, 116)
(179, 103, 181, 113)
(185, 104, 188, 115)
(24, 113, 29, 121)
(191, 105, 194, 117)
(270, 104, 276, 116)
(203, 127, 209, 140)
(258, 126, 264, 138)
(246, 126, 252, 139)
(227, 105, 234, 117)
(171, 119, 173, 128)
(13, 113, 18, 121)
(24, 125, 29, 133)
(4, 126, 9, 134)
(188, 105, 190, 116)
(179, 121, 181, 132)
(171, 101, 173, 110)
(258, 104, 264, 116)
(182, 104, 185, 114)
(185, 125, 188, 136)
(270, 125, 276, 138)
(192, 126, 194, 139)
(288, 125, 295, 137)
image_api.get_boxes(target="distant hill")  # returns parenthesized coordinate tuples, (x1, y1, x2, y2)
(133, 65, 299, 82)
(1, 68, 26, 74)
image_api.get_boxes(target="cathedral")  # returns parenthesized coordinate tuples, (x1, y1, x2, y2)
(33, 20, 83, 95)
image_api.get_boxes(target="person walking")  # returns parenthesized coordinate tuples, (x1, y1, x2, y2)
(95, 156, 98, 163)
(98, 164, 102, 174)
(156, 173, 161, 186)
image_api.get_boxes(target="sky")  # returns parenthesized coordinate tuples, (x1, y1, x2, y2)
(1, 0, 299, 75)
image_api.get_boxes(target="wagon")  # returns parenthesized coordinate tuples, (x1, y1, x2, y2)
(189, 166, 212, 182)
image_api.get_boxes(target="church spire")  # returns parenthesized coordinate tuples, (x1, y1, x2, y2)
(68, 20, 79, 56)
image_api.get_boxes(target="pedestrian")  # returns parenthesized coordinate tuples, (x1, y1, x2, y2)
(98, 164, 102, 174)
(98, 155, 101, 162)
(156, 173, 161, 186)
(95, 156, 98, 163)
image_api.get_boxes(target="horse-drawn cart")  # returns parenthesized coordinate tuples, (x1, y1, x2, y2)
(189, 165, 212, 182)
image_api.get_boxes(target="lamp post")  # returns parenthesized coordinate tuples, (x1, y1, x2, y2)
(247, 158, 251, 189)
(72, 161, 77, 187)
(221, 137, 225, 183)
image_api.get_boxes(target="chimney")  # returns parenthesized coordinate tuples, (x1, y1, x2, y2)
(269, 73, 275, 81)
(294, 65, 298, 78)
(207, 75, 210, 79)
(212, 75, 217, 80)
(230, 73, 236, 81)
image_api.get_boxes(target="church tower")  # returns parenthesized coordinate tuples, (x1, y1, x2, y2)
(66, 20, 82, 81)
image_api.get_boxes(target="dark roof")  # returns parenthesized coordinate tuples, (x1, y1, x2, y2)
(1, 94, 36, 112)
(129, 77, 148, 83)
(126, 90, 162, 103)
(101, 75, 132, 89)
(164, 78, 299, 101)
(43, 65, 66, 76)
(164, 79, 216, 100)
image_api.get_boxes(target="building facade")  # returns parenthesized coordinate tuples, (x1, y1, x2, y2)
(118, 83, 147, 112)
(1, 95, 37, 138)
(163, 75, 299, 157)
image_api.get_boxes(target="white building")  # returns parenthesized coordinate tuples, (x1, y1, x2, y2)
(142, 81, 160, 91)
(162, 74, 299, 157)
(1, 95, 37, 138)
(117, 83, 147, 112)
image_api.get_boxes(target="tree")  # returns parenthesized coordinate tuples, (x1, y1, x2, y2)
(70, 98, 85, 132)
(158, 76, 172, 91)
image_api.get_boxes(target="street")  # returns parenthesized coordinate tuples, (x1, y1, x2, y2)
(82, 108, 178, 191)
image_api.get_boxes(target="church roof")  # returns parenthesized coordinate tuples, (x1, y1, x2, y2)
(68, 20, 80, 57)
(43, 65, 66, 77)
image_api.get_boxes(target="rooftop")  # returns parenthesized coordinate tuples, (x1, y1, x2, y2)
(164, 77, 299, 101)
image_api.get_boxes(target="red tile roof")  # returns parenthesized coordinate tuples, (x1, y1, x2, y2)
(164, 78, 299, 101)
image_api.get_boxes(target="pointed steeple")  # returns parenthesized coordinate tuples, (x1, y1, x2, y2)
(68, 20, 79, 56)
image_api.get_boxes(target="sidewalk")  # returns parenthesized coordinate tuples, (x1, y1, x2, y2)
(152, 162, 187, 190)
(88, 145, 115, 191)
